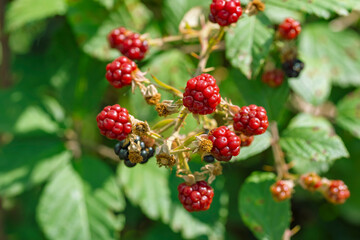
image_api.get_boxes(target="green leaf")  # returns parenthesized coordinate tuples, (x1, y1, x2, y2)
(38, 157, 125, 240)
(230, 69, 290, 121)
(226, 14, 274, 79)
(0, 135, 70, 197)
(265, 0, 352, 19)
(232, 131, 272, 162)
(163, 0, 209, 34)
(336, 89, 360, 139)
(299, 23, 360, 88)
(117, 160, 228, 239)
(5, 0, 67, 31)
(239, 172, 291, 240)
(280, 114, 349, 174)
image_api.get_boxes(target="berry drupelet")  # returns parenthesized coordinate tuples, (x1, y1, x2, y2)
(233, 104, 269, 136)
(96, 104, 132, 141)
(278, 18, 301, 40)
(208, 126, 241, 162)
(105, 56, 138, 88)
(282, 58, 304, 78)
(209, 0, 242, 26)
(183, 74, 221, 115)
(178, 181, 214, 212)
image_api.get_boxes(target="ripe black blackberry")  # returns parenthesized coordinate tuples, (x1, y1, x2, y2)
(282, 59, 304, 78)
(114, 136, 155, 167)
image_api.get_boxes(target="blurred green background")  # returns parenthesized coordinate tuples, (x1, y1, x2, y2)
(1, 0, 360, 239)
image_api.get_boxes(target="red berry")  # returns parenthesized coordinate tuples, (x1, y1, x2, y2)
(300, 172, 322, 192)
(108, 27, 129, 48)
(262, 69, 285, 88)
(183, 74, 221, 115)
(178, 181, 214, 212)
(278, 18, 301, 40)
(105, 56, 138, 88)
(325, 180, 350, 204)
(233, 105, 269, 136)
(208, 126, 241, 161)
(209, 0, 242, 26)
(108, 27, 148, 60)
(96, 104, 132, 140)
(270, 180, 293, 202)
(239, 133, 254, 147)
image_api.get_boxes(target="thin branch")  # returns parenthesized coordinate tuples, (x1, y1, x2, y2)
(270, 122, 289, 179)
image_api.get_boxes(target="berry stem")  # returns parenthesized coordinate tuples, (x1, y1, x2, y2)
(194, 26, 225, 76)
(148, 33, 199, 47)
(270, 122, 289, 179)
(173, 107, 189, 135)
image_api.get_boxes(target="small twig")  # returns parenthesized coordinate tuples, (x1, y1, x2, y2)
(270, 122, 289, 179)
(289, 94, 337, 120)
(194, 25, 225, 76)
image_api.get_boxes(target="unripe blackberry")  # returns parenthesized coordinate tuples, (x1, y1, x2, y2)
(105, 56, 138, 88)
(208, 126, 241, 162)
(209, 0, 243, 26)
(96, 104, 132, 141)
(233, 104, 269, 136)
(108, 27, 148, 60)
(108, 27, 128, 48)
(282, 59, 304, 78)
(300, 173, 322, 192)
(178, 181, 214, 212)
(239, 133, 254, 147)
(278, 18, 301, 40)
(262, 69, 285, 88)
(324, 180, 350, 204)
(270, 180, 293, 202)
(183, 74, 221, 115)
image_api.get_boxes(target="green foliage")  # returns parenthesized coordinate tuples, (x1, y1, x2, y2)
(336, 88, 360, 139)
(280, 114, 349, 173)
(2, 0, 360, 239)
(226, 14, 274, 79)
(38, 157, 125, 240)
(239, 172, 291, 240)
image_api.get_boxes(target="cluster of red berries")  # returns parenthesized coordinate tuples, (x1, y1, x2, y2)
(270, 180, 293, 202)
(108, 27, 148, 60)
(96, 104, 132, 141)
(182, 74, 268, 163)
(178, 181, 214, 212)
(105, 56, 138, 89)
(209, 0, 243, 26)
